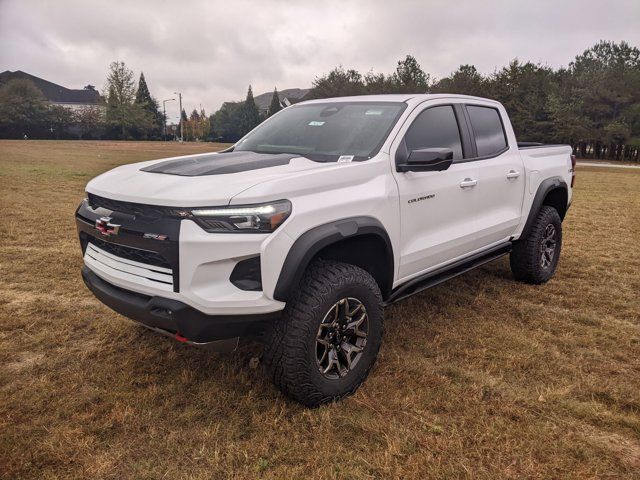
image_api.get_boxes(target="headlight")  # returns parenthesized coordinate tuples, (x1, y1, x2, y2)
(189, 200, 291, 233)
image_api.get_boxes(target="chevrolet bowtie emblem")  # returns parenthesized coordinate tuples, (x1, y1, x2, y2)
(95, 216, 120, 236)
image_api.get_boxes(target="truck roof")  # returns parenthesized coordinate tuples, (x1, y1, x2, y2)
(300, 93, 500, 107)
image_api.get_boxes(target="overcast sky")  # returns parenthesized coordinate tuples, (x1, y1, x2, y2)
(1, 0, 638, 122)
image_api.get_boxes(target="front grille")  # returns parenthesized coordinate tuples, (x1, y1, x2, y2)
(89, 237, 171, 270)
(84, 242, 174, 291)
(88, 193, 182, 220)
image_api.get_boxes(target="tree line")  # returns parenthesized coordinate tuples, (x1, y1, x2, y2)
(0, 40, 638, 160)
(209, 85, 282, 142)
(304, 41, 640, 161)
(0, 62, 165, 140)
(211, 41, 640, 162)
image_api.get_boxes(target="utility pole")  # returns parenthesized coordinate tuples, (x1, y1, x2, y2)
(174, 92, 183, 142)
(162, 98, 175, 141)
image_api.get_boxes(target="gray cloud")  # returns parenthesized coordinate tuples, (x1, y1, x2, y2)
(1, 0, 638, 122)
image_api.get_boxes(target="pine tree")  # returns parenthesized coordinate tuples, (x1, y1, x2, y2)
(134, 72, 162, 139)
(239, 85, 261, 135)
(308, 67, 366, 99)
(431, 65, 486, 97)
(211, 102, 243, 142)
(179, 108, 188, 141)
(135, 72, 152, 106)
(393, 55, 429, 93)
(267, 87, 282, 117)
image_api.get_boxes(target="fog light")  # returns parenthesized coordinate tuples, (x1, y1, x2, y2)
(230, 256, 262, 291)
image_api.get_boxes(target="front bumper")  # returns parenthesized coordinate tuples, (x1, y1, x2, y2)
(82, 267, 279, 342)
(76, 198, 286, 315)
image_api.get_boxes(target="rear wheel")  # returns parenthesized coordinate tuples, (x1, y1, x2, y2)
(263, 260, 383, 407)
(510, 206, 562, 284)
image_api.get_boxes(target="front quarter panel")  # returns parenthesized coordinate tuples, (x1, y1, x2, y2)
(232, 155, 401, 299)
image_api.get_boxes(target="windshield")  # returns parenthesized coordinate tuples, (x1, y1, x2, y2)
(233, 102, 406, 162)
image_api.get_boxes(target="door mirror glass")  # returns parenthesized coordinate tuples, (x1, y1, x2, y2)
(398, 148, 453, 172)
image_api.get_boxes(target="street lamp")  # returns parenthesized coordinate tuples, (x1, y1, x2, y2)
(162, 98, 175, 141)
(174, 92, 183, 142)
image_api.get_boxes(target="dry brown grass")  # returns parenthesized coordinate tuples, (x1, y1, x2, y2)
(1, 140, 639, 479)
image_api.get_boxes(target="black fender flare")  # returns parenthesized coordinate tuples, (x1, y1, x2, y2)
(520, 176, 568, 239)
(273, 216, 394, 302)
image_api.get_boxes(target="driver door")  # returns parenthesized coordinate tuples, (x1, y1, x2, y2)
(391, 103, 480, 281)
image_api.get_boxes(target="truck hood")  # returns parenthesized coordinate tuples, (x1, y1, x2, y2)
(85, 151, 333, 207)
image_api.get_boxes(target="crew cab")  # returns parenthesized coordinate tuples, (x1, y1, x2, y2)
(76, 94, 574, 406)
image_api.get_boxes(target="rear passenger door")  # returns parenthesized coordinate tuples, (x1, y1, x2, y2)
(464, 104, 525, 246)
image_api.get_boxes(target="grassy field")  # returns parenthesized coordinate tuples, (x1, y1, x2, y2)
(1, 140, 639, 479)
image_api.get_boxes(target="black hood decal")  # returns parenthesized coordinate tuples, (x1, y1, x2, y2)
(141, 151, 299, 176)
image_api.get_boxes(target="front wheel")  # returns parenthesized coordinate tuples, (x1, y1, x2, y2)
(510, 205, 563, 284)
(263, 260, 383, 407)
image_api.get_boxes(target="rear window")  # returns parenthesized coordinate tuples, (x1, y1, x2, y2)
(467, 105, 508, 157)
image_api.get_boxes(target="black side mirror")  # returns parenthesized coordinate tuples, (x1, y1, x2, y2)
(397, 148, 453, 172)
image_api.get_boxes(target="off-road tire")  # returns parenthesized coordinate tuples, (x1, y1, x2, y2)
(263, 259, 383, 407)
(510, 206, 562, 284)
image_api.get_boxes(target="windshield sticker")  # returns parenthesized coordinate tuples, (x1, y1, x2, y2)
(308, 121, 325, 126)
(365, 109, 383, 115)
(338, 155, 354, 163)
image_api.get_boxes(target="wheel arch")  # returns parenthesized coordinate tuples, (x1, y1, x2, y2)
(521, 176, 568, 239)
(273, 217, 394, 302)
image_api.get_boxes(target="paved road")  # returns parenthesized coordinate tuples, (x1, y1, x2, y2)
(577, 162, 640, 170)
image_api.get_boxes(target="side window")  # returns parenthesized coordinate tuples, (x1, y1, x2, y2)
(404, 105, 463, 160)
(466, 106, 508, 157)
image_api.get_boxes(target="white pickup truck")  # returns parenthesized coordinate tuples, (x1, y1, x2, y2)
(76, 94, 575, 406)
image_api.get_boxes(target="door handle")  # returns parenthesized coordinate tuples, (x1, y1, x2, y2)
(507, 170, 521, 179)
(459, 178, 478, 189)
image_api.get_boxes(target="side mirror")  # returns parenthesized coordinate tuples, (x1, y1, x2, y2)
(397, 148, 454, 172)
